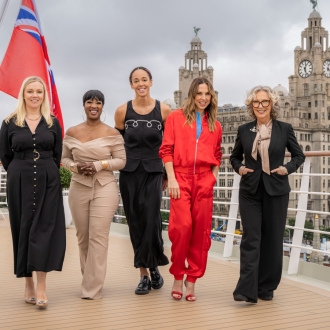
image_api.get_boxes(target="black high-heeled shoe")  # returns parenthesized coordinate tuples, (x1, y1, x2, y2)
(149, 267, 164, 290)
(135, 275, 151, 295)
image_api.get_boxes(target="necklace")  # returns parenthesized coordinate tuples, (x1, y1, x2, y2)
(26, 116, 41, 121)
(85, 122, 102, 135)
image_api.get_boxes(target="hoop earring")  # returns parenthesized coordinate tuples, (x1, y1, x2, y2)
(82, 110, 86, 121)
(101, 111, 106, 123)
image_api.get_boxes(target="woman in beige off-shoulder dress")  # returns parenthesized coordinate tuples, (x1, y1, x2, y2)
(61, 90, 126, 299)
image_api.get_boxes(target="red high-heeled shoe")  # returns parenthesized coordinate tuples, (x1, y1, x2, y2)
(171, 291, 183, 300)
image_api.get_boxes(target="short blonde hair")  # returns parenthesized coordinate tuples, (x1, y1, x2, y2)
(245, 85, 280, 120)
(5, 76, 53, 127)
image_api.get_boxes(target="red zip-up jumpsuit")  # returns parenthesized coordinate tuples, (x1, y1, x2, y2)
(159, 109, 222, 283)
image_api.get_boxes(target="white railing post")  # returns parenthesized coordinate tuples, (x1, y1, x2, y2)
(287, 158, 311, 275)
(223, 172, 240, 257)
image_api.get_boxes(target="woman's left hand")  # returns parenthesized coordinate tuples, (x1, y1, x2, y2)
(83, 162, 97, 176)
(271, 166, 288, 176)
(162, 178, 168, 191)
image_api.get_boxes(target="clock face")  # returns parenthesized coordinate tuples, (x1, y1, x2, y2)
(323, 60, 330, 78)
(298, 60, 313, 78)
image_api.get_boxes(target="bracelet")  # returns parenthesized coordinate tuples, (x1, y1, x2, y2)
(100, 160, 109, 170)
(69, 162, 76, 173)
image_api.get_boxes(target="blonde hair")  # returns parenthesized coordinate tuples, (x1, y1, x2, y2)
(5, 76, 53, 127)
(245, 85, 280, 120)
(182, 77, 218, 132)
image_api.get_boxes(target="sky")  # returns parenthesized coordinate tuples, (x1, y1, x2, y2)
(0, 0, 330, 129)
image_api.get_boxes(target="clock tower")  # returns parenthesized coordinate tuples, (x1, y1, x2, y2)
(174, 33, 216, 107)
(288, 9, 330, 126)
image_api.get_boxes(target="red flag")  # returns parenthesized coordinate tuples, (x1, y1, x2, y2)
(0, 0, 64, 133)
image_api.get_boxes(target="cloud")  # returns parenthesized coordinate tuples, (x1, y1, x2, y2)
(0, 0, 329, 128)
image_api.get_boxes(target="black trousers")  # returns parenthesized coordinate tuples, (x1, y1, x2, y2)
(233, 176, 289, 302)
(119, 163, 169, 268)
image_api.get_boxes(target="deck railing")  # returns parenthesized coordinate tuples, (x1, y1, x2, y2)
(1, 151, 330, 275)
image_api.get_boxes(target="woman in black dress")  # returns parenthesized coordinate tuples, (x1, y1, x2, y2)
(0, 76, 66, 308)
(114, 67, 171, 294)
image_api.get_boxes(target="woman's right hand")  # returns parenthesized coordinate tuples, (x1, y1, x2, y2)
(239, 166, 254, 176)
(168, 178, 180, 199)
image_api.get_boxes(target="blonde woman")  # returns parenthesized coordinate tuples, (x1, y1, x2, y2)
(0, 76, 66, 308)
(159, 77, 222, 301)
(230, 86, 305, 303)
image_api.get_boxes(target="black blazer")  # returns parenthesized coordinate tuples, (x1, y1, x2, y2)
(230, 120, 305, 196)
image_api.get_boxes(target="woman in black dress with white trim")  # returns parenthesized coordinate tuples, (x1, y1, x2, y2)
(114, 67, 170, 294)
(0, 76, 66, 308)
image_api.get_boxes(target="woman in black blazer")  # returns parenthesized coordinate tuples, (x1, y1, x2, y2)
(230, 86, 305, 303)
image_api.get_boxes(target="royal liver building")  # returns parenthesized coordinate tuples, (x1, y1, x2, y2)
(172, 9, 330, 229)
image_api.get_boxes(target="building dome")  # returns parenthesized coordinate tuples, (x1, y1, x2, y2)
(207, 65, 213, 69)
(179, 66, 185, 70)
(314, 42, 322, 48)
(309, 10, 321, 19)
(273, 84, 289, 96)
(294, 46, 302, 50)
(191, 36, 201, 43)
(163, 98, 177, 110)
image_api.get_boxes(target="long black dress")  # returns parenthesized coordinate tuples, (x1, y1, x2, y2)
(0, 116, 66, 278)
(119, 100, 169, 268)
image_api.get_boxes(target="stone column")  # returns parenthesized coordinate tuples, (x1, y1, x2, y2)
(311, 214, 323, 263)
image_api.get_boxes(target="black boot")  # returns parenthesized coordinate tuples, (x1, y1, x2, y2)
(149, 267, 164, 290)
(135, 276, 151, 295)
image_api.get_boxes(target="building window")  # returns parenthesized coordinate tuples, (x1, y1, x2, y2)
(315, 112, 318, 119)
(304, 84, 309, 96)
(305, 123, 308, 128)
(322, 112, 325, 119)
(308, 113, 311, 119)
(295, 180, 298, 188)
(323, 145, 325, 150)
(228, 147, 233, 154)
(227, 190, 232, 198)
(219, 190, 225, 198)
(323, 134, 325, 141)
(306, 145, 311, 151)
(222, 136, 226, 143)
(227, 179, 233, 187)
(298, 102, 301, 107)
(323, 157, 325, 165)
(315, 100, 318, 107)
(314, 84, 317, 92)
(322, 100, 325, 107)
(308, 102, 311, 108)
(323, 205, 326, 212)
(323, 180, 325, 188)
(219, 179, 225, 187)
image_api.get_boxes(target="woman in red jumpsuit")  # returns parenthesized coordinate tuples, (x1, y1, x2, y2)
(159, 77, 222, 301)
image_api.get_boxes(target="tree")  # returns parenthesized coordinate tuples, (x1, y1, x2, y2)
(59, 166, 72, 189)
(161, 211, 169, 230)
(320, 227, 330, 240)
(303, 220, 314, 241)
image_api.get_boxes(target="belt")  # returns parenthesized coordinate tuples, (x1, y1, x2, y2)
(13, 150, 53, 161)
(174, 166, 210, 174)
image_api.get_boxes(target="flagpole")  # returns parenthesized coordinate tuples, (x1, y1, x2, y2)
(0, 0, 10, 29)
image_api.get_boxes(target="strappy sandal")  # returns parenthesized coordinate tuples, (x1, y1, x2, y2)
(171, 291, 183, 300)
